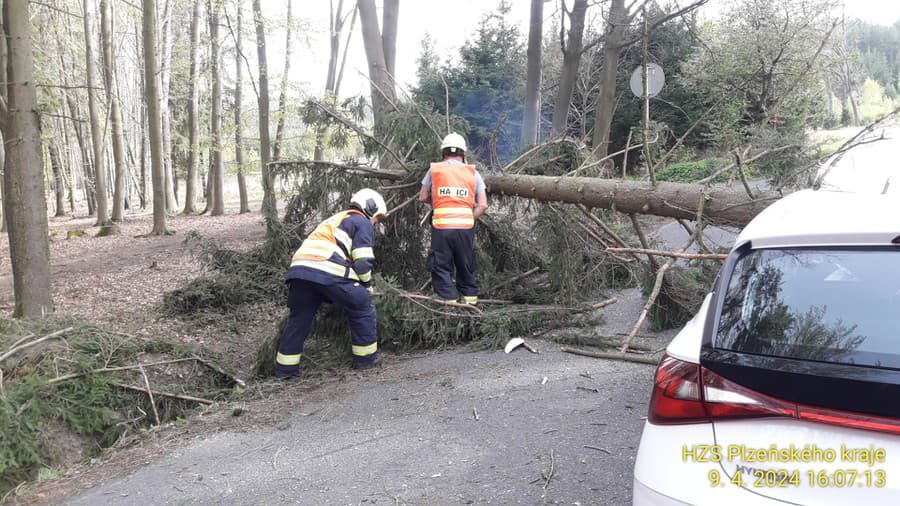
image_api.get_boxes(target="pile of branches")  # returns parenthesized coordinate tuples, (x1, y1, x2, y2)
(252, 274, 603, 377)
(0, 318, 241, 496)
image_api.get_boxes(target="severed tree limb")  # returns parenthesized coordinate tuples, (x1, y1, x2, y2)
(138, 363, 160, 426)
(113, 383, 214, 405)
(397, 293, 482, 313)
(606, 248, 726, 260)
(9, 333, 36, 351)
(560, 346, 660, 365)
(620, 236, 695, 353)
(0, 327, 74, 363)
(593, 297, 618, 309)
(47, 358, 198, 385)
(192, 356, 246, 388)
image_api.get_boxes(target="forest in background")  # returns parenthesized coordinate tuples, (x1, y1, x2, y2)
(1, 0, 898, 318)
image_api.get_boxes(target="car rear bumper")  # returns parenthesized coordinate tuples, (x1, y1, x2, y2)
(633, 477, 694, 505)
(633, 421, 793, 506)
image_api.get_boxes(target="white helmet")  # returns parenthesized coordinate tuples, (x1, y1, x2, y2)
(350, 188, 388, 219)
(440, 132, 468, 155)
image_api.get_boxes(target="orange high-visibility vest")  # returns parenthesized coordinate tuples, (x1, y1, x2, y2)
(290, 210, 369, 281)
(431, 162, 476, 229)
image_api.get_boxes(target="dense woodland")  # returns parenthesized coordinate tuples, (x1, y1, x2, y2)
(0, 0, 897, 317)
(0, 0, 898, 494)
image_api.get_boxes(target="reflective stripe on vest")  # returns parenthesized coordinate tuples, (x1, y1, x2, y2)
(431, 162, 476, 229)
(290, 210, 364, 281)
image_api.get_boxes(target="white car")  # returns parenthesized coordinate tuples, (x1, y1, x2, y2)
(633, 189, 900, 505)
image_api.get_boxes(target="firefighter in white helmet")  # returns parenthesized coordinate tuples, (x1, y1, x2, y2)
(418, 133, 489, 305)
(275, 189, 388, 378)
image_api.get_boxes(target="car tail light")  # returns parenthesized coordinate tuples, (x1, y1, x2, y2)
(798, 404, 900, 435)
(647, 355, 707, 424)
(647, 355, 900, 435)
(648, 355, 793, 425)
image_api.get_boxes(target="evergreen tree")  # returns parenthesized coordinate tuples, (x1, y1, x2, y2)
(414, 2, 526, 164)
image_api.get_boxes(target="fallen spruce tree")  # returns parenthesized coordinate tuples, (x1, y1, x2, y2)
(167, 103, 808, 373)
(273, 160, 781, 227)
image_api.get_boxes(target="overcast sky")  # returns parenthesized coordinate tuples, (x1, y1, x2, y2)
(270, 0, 900, 100)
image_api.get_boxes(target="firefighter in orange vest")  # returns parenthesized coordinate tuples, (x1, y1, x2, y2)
(275, 189, 388, 379)
(418, 133, 489, 304)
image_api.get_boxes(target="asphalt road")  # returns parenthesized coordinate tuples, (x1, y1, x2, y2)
(65, 338, 656, 505)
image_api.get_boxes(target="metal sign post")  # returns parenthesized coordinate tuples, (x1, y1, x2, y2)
(629, 10, 665, 185)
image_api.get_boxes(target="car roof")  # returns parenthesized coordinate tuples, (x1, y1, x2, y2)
(734, 189, 900, 249)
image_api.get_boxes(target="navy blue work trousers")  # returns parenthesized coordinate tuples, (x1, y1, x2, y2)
(428, 227, 478, 301)
(276, 279, 378, 376)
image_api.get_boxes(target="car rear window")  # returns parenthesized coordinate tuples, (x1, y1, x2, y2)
(715, 247, 900, 369)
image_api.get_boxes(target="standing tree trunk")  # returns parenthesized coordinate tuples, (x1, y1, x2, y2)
(252, 0, 277, 225)
(521, 0, 544, 147)
(183, 0, 201, 214)
(234, 0, 248, 213)
(137, 21, 148, 210)
(83, 0, 111, 227)
(381, 0, 398, 81)
(143, 0, 171, 235)
(0, 21, 6, 234)
(0, 135, 6, 233)
(314, 0, 356, 161)
(2, 0, 53, 317)
(357, 0, 394, 136)
(272, 0, 293, 162)
(101, 0, 128, 222)
(160, 0, 177, 213)
(208, 0, 224, 216)
(0, 142, 5, 233)
(64, 94, 94, 215)
(591, 0, 628, 158)
(550, 0, 587, 137)
(49, 143, 66, 216)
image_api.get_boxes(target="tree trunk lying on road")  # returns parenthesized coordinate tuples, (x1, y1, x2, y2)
(271, 159, 782, 226)
(483, 174, 780, 227)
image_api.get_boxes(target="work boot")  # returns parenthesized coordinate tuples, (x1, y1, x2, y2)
(275, 368, 301, 381)
(352, 352, 384, 370)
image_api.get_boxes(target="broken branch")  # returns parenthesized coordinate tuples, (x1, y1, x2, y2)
(0, 327, 74, 364)
(113, 383, 215, 405)
(138, 363, 161, 426)
(560, 346, 660, 365)
(605, 248, 726, 260)
(47, 358, 198, 384)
